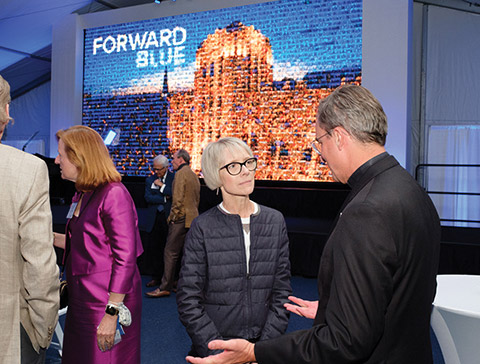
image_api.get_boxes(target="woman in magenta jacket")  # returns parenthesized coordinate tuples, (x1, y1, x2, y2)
(55, 125, 143, 363)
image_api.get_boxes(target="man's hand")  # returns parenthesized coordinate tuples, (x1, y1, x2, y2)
(186, 339, 255, 364)
(153, 179, 164, 187)
(284, 295, 318, 319)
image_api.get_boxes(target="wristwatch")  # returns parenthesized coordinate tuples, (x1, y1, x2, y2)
(105, 304, 119, 316)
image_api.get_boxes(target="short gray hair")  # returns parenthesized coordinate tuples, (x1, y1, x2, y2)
(316, 84, 388, 146)
(201, 137, 253, 190)
(153, 155, 169, 168)
(0, 75, 13, 126)
(176, 149, 191, 164)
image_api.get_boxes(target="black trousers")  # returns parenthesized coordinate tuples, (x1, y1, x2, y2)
(20, 324, 46, 364)
(146, 210, 169, 280)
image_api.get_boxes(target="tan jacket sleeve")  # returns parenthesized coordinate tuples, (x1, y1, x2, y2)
(167, 167, 200, 228)
(19, 160, 60, 350)
(168, 168, 186, 224)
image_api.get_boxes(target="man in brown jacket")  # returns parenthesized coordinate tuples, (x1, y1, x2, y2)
(146, 149, 200, 298)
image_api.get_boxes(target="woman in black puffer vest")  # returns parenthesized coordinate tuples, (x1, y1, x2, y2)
(176, 137, 292, 358)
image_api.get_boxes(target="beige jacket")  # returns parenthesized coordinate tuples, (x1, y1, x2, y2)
(0, 144, 60, 362)
(167, 164, 200, 228)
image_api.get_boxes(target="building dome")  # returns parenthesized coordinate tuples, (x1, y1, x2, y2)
(194, 21, 273, 94)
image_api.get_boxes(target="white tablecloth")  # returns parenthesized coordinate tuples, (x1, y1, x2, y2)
(431, 274, 480, 364)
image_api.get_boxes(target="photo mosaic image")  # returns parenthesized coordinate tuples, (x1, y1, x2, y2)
(83, 0, 362, 181)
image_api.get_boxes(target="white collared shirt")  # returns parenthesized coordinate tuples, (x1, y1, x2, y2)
(151, 171, 168, 202)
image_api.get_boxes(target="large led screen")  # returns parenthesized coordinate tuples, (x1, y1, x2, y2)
(83, 0, 362, 181)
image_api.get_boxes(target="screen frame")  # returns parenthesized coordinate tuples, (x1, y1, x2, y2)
(51, 0, 412, 185)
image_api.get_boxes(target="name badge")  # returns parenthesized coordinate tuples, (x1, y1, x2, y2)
(66, 202, 78, 219)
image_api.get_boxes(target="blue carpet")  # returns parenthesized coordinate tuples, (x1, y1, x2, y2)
(47, 275, 444, 363)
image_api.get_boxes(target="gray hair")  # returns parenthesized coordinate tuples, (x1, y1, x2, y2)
(316, 84, 388, 146)
(176, 149, 191, 164)
(153, 155, 169, 168)
(0, 75, 13, 126)
(201, 137, 253, 190)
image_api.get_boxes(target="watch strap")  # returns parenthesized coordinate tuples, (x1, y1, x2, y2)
(105, 304, 120, 316)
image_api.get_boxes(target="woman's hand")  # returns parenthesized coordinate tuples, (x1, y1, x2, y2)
(53, 232, 66, 249)
(97, 313, 118, 352)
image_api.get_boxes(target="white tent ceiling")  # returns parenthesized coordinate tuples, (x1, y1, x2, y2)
(1, 0, 478, 98)
(0, 0, 152, 97)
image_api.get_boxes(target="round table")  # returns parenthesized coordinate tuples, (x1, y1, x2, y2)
(431, 274, 480, 364)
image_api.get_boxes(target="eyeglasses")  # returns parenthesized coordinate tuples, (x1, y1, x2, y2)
(219, 157, 257, 176)
(153, 167, 166, 172)
(311, 131, 330, 156)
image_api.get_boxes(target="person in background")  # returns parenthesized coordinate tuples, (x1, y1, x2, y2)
(143, 155, 174, 288)
(176, 137, 292, 357)
(0, 74, 59, 364)
(185, 85, 441, 364)
(146, 148, 200, 298)
(55, 125, 143, 363)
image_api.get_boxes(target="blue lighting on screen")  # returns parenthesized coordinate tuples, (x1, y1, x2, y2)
(103, 130, 117, 145)
(83, 0, 362, 179)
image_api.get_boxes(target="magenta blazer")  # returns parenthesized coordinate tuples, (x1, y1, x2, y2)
(65, 182, 143, 294)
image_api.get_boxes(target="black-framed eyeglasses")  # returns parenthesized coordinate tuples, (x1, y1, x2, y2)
(153, 167, 166, 172)
(311, 131, 330, 156)
(219, 157, 257, 176)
